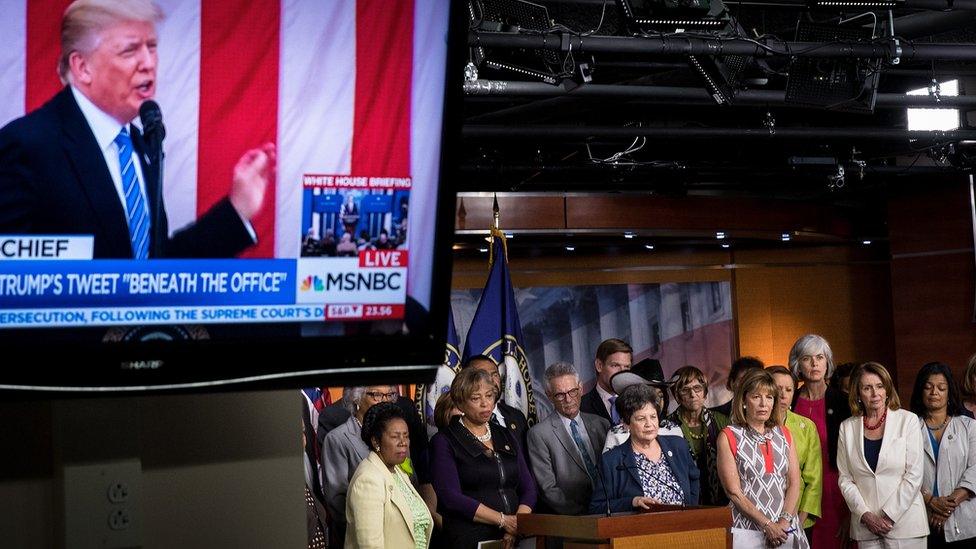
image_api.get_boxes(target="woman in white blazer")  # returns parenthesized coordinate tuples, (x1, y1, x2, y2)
(910, 361, 976, 547)
(837, 362, 927, 548)
(346, 402, 433, 549)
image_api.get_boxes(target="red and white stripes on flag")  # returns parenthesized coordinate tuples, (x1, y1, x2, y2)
(0, 0, 449, 309)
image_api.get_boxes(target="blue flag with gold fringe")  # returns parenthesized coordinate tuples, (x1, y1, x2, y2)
(461, 230, 536, 424)
(415, 307, 461, 437)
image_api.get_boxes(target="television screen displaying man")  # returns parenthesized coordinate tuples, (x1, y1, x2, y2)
(0, 0, 275, 259)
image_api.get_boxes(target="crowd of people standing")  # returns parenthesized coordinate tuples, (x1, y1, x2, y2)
(305, 335, 976, 549)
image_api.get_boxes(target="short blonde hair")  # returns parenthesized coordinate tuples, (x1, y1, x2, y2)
(848, 362, 900, 416)
(730, 369, 783, 428)
(59, 0, 163, 83)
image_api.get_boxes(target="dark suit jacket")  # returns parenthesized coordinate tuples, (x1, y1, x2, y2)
(589, 434, 700, 513)
(498, 401, 530, 451)
(0, 87, 253, 258)
(580, 387, 611, 422)
(316, 396, 431, 484)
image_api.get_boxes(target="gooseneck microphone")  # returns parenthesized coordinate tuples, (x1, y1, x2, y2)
(616, 461, 685, 503)
(594, 460, 612, 517)
(139, 100, 165, 258)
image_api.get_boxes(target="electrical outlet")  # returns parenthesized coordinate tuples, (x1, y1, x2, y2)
(62, 459, 142, 549)
(107, 482, 129, 503)
(107, 509, 131, 531)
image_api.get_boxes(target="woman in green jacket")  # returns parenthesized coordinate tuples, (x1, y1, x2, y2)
(769, 365, 823, 543)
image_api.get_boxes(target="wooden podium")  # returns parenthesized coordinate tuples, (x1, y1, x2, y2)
(518, 504, 732, 549)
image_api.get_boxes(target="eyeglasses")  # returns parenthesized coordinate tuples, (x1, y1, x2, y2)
(678, 385, 705, 397)
(551, 387, 581, 402)
(365, 391, 398, 401)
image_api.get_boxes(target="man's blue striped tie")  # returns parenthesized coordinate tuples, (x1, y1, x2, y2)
(114, 128, 150, 259)
(571, 418, 600, 482)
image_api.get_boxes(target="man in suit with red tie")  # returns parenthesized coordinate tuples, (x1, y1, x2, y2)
(0, 0, 274, 259)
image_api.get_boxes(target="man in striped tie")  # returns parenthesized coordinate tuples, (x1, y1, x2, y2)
(0, 0, 275, 259)
(527, 362, 611, 516)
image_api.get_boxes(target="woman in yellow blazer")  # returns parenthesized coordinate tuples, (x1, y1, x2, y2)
(837, 362, 927, 548)
(769, 366, 823, 542)
(346, 402, 433, 549)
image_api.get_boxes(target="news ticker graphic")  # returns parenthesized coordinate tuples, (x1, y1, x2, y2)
(0, 249, 407, 328)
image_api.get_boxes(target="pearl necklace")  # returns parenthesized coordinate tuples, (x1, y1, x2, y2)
(463, 417, 491, 443)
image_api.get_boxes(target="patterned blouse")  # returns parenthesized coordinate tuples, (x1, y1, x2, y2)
(393, 470, 432, 549)
(723, 425, 798, 532)
(633, 451, 685, 505)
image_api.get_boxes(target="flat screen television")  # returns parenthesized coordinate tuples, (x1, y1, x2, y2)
(0, 0, 462, 392)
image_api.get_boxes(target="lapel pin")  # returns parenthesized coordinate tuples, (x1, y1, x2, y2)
(510, 423, 516, 430)
(667, 450, 673, 457)
(948, 435, 954, 440)
(505, 445, 511, 451)
(827, 409, 834, 415)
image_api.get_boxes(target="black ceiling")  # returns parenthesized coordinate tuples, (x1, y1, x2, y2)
(459, 0, 976, 204)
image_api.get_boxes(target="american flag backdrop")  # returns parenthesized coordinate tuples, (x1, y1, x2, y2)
(0, 0, 450, 310)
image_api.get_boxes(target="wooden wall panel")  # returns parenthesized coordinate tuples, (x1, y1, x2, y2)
(455, 195, 565, 231)
(888, 179, 976, 400)
(734, 260, 895, 371)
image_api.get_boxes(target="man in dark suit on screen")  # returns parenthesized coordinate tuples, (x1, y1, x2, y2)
(579, 338, 633, 426)
(0, 0, 274, 259)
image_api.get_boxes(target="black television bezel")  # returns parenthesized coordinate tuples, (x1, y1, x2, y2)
(0, 1, 465, 395)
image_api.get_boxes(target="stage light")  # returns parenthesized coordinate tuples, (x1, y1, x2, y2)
(785, 21, 881, 113)
(624, 232, 635, 239)
(645, 244, 655, 250)
(781, 233, 791, 241)
(617, 0, 729, 30)
(565, 245, 576, 251)
(716, 231, 726, 239)
(810, 0, 903, 7)
(721, 243, 731, 249)
(468, 0, 560, 84)
(480, 247, 489, 253)
(505, 233, 515, 239)
(861, 240, 872, 245)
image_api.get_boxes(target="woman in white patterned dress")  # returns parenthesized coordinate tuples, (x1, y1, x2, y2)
(718, 368, 809, 549)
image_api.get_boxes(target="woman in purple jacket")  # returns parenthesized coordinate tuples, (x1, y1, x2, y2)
(430, 367, 537, 549)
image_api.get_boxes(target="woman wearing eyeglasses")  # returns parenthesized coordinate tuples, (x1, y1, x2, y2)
(667, 365, 730, 507)
(322, 385, 401, 544)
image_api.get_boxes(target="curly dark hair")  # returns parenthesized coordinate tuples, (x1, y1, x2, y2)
(910, 362, 965, 418)
(616, 383, 662, 425)
(360, 401, 406, 448)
